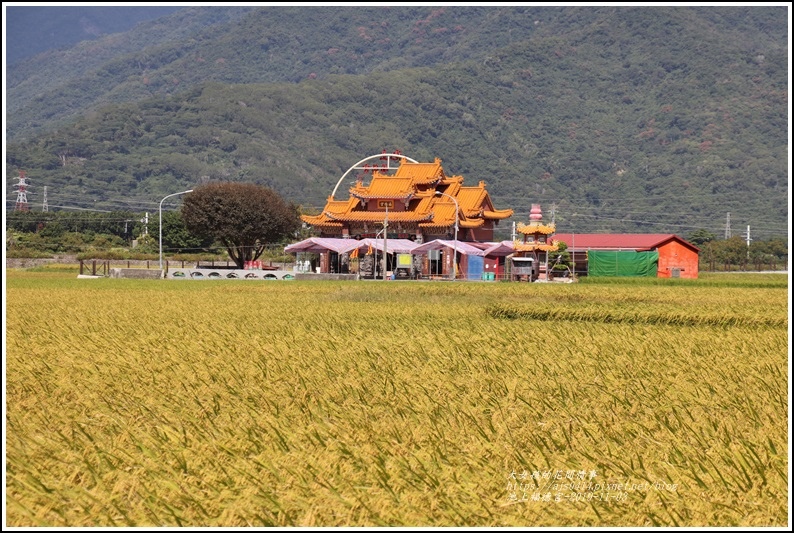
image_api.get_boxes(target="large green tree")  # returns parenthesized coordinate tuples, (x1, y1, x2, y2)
(181, 182, 300, 268)
(687, 229, 717, 246)
(159, 210, 215, 255)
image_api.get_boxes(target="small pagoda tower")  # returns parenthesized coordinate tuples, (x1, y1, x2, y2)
(513, 204, 559, 281)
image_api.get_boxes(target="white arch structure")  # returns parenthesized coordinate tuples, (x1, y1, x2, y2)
(330, 153, 418, 200)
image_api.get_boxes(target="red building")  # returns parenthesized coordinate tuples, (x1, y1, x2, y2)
(553, 234, 700, 279)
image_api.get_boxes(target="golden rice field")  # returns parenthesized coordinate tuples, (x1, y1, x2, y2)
(4, 268, 789, 527)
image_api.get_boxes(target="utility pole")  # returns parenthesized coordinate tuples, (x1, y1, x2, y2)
(724, 212, 731, 239)
(571, 230, 576, 280)
(571, 213, 576, 279)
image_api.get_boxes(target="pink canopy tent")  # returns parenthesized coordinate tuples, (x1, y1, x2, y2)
(284, 237, 419, 255)
(283, 237, 361, 254)
(411, 239, 487, 256)
(481, 240, 518, 257)
(346, 238, 419, 254)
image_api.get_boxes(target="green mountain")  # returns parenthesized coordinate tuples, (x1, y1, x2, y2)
(5, 6, 789, 241)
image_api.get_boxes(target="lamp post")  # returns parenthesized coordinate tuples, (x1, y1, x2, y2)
(373, 228, 385, 279)
(382, 204, 388, 281)
(571, 214, 576, 280)
(159, 189, 193, 270)
(435, 191, 459, 280)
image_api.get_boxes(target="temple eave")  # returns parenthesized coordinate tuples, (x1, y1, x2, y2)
(459, 219, 485, 228)
(514, 242, 560, 252)
(327, 213, 432, 223)
(351, 192, 414, 201)
(483, 209, 514, 219)
(517, 222, 556, 235)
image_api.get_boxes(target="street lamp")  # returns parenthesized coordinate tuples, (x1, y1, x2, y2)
(159, 189, 193, 270)
(382, 204, 388, 281)
(435, 191, 459, 280)
(373, 228, 384, 280)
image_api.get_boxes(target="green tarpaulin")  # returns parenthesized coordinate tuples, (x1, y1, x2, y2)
(587, 250, 659, 277)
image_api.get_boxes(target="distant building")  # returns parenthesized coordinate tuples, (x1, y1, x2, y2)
(553, 234, 700, 279)
(301, 157, 513, 243)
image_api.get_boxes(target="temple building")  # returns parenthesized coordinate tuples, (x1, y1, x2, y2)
(511, 204, 560, 281)
(301, 158, 513, 243)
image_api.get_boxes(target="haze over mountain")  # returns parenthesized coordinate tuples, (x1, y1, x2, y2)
(4, 5, 789, 241)
(5, 6, 187, 65)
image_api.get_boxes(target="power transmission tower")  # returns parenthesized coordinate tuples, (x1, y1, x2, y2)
(743, 225, 751, 260)
(13, 171, 30, 212)
(724, 212, 731, 239)
(42, 186, 48, 212)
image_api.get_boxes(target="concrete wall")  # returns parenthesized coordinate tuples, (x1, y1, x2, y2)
(6, 255, 78, 268)
(109, 268, 163, 279)
(165, 268, 296, 280)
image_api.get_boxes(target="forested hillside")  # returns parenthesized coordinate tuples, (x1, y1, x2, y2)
(5, 6, 789, 240)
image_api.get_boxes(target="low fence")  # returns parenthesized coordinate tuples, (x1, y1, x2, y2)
(79, 260, 111, 276)
(77, 259, 163, 276)
(72, 259, 296, 276)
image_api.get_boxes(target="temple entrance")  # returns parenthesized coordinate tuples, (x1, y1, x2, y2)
(429, 249, 444, 277)
(328, 251, 350, 274)
(359, 251, 396, 279)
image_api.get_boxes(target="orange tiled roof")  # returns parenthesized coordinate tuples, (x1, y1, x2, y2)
(304, 157, 514, 231)
(451, 181, 514, 220)
(327, 211, 433, 223)
(300, 216, 343, 227)
(301, 196, 360, 226)
(517, 222, 556, 235)
(392, 157, 446, 183)
(514, 240, 560, 252)
(350, 174, 416, 200)
(420, 220, 484, 230)
(456, 184, 487, 217)
(483, 208, 514, 220)
(426, 201, 484, 228)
